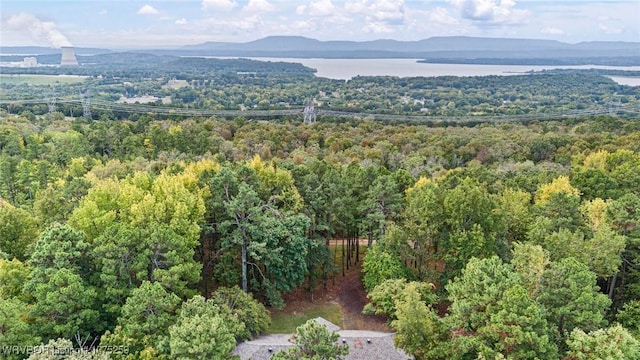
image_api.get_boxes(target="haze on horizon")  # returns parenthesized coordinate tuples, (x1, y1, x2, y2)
(1, 0, 639, 49)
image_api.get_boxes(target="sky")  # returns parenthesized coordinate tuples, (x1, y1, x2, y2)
(1, 0, 639, 48)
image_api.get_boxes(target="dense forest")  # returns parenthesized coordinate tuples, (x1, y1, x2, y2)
(1, 59, 640, 359)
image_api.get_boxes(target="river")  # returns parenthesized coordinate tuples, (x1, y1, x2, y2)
(216, 57, 640, 85)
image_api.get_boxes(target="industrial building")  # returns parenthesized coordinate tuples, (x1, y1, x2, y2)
(60, 46, 79, 66)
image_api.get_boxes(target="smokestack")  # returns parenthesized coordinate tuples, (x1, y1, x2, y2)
(60, 46, 79, 66)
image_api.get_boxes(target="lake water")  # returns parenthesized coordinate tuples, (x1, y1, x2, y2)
(606, 76, 640, 87)
(221, 57, 640, 85)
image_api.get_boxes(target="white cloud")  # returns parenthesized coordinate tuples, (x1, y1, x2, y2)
(427, 7, 459, 26)
(297, 0, 352, 26)
(290, 20, 316, 31)
(448, 0, 529, 25)
(98, 9, 108, 16)
(401, 5, 472, 39)
(6, 0, 637, 47)
(346, 0, 405, 22)
(242, 0, 275, 14)
(202, 14, 265, 32)
(448, 0, 492, 21)
(363, 21, 395, 33)
(307, 0, 338, 17)
(232, 15, 264, 30)
(599, 24, 622, 35)
(343, 0, 405, 35)
(540, 26, 564, 35)
(202, 0, 237, 12)
(326, 14, 354, 25)
(137, 5, 159, 15)
(2, 12, 72, 47)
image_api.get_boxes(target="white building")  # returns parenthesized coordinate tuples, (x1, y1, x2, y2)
(23, 57, 38, 67)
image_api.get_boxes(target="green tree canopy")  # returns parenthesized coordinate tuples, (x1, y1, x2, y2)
(362, 242, 409, 292)
(0, 200, 38, 260)
(23, 224, 99, 340)
(446, 256, 520, 332)
(102, 281, 181, 358)
(565, 325, 639, 360)
(209, 286, 271, 341)
(168, 295, 236, 360)
(272, 319, 349, 360)
(474, 285, 558, 359)
(391, 282, 448, 360)
(363, 278, 436, 321)
(536, 258, 611, 350)
(0, 297, 41, 360)
(209, 165, 311, 307)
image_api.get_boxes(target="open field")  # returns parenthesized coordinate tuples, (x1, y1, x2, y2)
(0, 74, 87, 85)
(269, 301, 343, 333)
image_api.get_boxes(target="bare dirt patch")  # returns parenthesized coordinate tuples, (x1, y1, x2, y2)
(275, 260, 390, 332)
(336, 263, 390, 331)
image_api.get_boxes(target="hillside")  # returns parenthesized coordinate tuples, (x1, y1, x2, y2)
(176, 35, 640, 61)
(3, 37, 638, 64)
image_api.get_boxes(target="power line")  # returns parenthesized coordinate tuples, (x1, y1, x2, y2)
(80, 91, 91, 119)
(1, 96, 638, 123)
(46, 91, 56, 114)
(303, 98, 317, 124)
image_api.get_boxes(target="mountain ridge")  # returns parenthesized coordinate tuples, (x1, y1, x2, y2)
(181, 35, 639, 53)
(3, 36, 639, 63)
(175, 36, 639, 60)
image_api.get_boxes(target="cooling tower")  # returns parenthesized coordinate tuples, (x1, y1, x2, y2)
(60, 46, 79, 66)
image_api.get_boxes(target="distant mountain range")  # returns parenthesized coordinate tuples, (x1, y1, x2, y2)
(182, 36, 631, 52)
(2, 36, 639, 65)
(177, 36, 640, 60)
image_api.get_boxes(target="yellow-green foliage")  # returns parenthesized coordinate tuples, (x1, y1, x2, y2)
(405, 176, 434, 194)
(249, 154, 303, 211)
(581, 198, 609, 231)
(581, 150, 609, 171)
(534, 176, 581, 206)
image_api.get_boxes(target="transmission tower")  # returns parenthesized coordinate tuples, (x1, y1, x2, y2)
(608, 95, 622, 116)
(80, 91, 91, 119)
(47, 92, 57, 114)
(303, 98, 317, 124)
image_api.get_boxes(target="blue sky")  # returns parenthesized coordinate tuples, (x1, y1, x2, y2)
(1, 0, 639, 48)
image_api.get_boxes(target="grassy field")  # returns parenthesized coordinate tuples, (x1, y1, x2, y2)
(0, 74, 87, 85)
(268, 301, 343, 334)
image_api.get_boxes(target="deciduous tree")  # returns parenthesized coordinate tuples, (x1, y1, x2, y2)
(363, 278, 436, 320)
(392, 282, 448, 360)
(0, 200, 38, 260)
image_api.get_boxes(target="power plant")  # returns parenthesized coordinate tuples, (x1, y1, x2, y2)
(60, 46, 79, 66)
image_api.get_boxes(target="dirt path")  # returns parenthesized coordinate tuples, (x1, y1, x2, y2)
(336, 263, 390, 331)
(279, 259, 390, 331)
